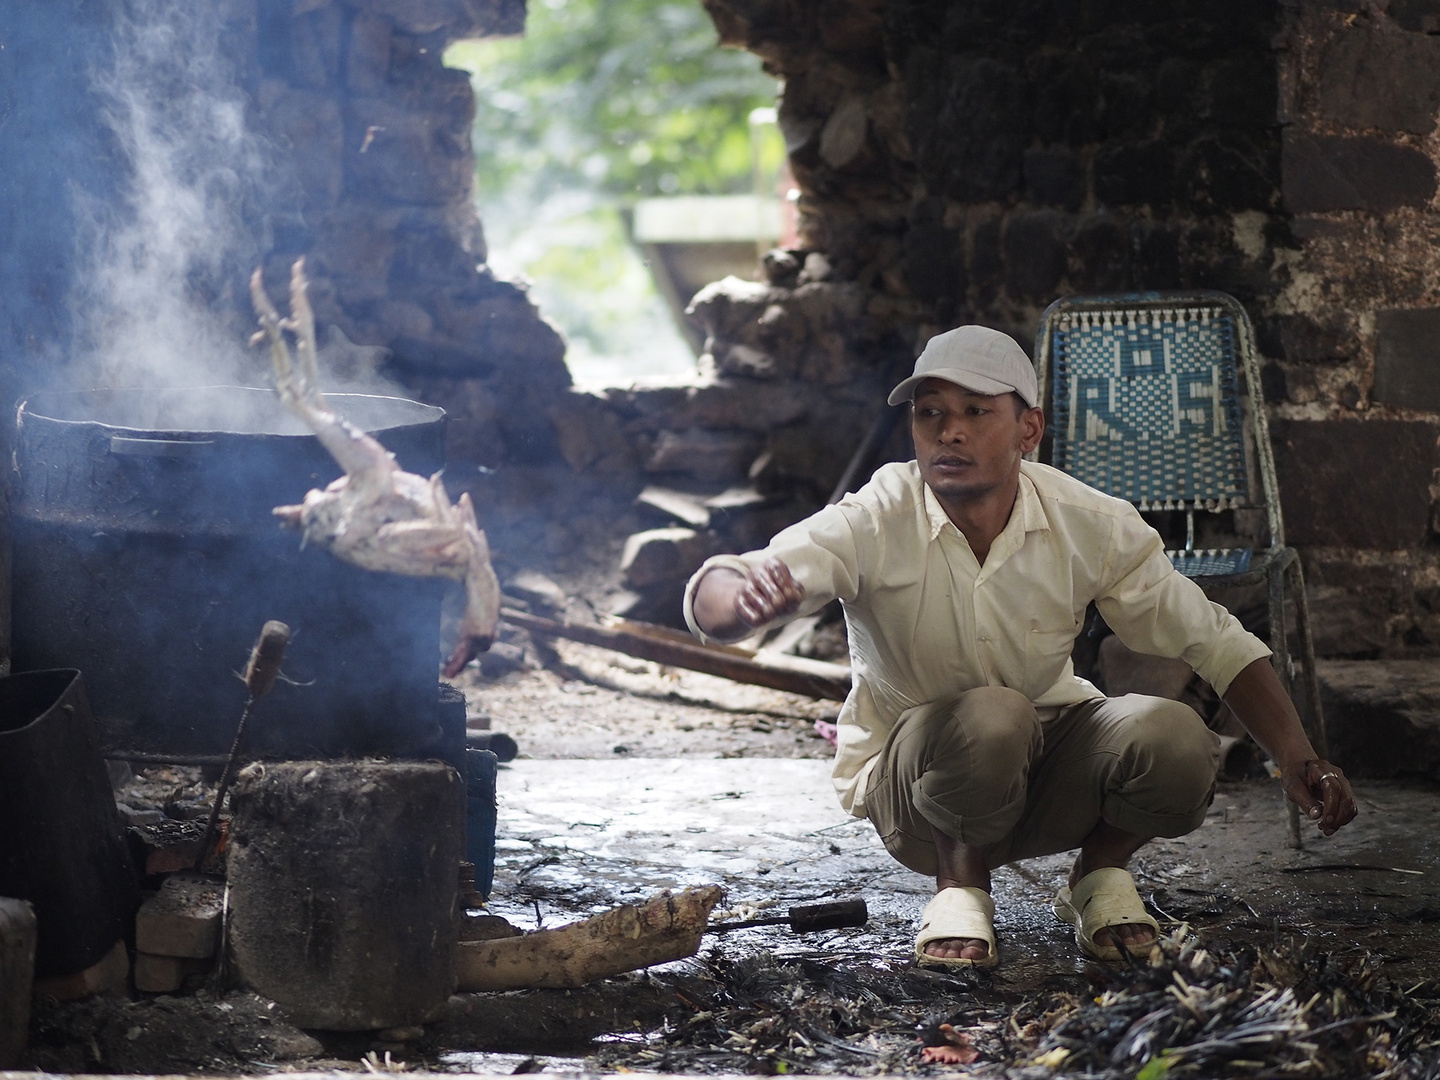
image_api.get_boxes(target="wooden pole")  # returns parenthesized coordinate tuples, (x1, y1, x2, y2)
(500, 608, 851, 702)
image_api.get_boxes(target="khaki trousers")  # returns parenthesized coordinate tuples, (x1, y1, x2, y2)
(864, 686, 1220, 876)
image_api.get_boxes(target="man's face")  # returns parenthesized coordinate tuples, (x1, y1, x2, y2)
(911, 379, 1044, 505)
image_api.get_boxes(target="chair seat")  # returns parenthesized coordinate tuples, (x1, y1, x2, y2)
(1166, 547, 1252, 577)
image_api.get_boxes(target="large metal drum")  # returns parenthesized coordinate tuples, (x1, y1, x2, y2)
(10, 386, 449, 762)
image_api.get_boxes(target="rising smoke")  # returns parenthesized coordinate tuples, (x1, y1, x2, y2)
(71, 0, 401, 417)
(74, 0, 269, 393)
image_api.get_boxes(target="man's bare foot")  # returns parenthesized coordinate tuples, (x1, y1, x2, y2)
(922, 937, 990, 962)
(1068, 819, 1158, 955)
(1090, 920, 1156, 954)
(925, 828, 994, 962)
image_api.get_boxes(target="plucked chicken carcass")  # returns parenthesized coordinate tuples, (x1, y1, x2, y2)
(250, 258, 501, 677)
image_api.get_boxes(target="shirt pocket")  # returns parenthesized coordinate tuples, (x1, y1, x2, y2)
(1022, 624, 1080, 699)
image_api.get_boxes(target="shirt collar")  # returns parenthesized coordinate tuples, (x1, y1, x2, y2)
(921, 467, 1050, 544)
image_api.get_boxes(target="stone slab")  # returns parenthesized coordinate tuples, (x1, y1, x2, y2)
(619, 528, 719, 589)
(1375, 309, 1440, 411)
(227, 760, 463, 1031)
(1318, 659, 1440, 780)
(636, 487, 712, 529)
(1281, 132, 1436, 213)
(1318, 28, 1440, 135)
(1269, 419, 1438, 549)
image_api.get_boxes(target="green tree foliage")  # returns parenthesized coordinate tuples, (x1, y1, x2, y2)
(446, 0, 779, 202)
(444, 0, 781, 382)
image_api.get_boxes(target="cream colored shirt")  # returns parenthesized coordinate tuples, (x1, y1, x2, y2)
(683, 460, 1271, 819)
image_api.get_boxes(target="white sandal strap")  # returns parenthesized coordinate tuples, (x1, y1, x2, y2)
(915, 886, 996, 950)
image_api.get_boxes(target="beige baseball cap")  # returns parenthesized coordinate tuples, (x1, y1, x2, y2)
(887, 325, 1038, 408)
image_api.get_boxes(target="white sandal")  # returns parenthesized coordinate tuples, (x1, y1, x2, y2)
(914, 886, 1000, 969)
(1053, 867, 1160, 962)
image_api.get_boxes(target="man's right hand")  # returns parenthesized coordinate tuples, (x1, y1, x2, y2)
(691, 557, 805, 642)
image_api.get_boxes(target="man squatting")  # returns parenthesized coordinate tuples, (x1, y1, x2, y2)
(684, 325, 1358, 967)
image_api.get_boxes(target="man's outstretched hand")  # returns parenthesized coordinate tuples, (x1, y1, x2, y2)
(735, 557, 805, 627)
(1280, 757, 1358, 837)
(691, 557, 805, 643)
(1222, 658, 1358, 838)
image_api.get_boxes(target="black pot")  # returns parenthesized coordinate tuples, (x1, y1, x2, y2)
(0, 669, 137, 978)
(10, 386, 450, 762)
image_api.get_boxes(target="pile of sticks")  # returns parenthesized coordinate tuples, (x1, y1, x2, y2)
(587, 933, 1439, 1077)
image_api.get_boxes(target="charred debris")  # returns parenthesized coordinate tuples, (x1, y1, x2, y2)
(24, 891, 1440, 1078)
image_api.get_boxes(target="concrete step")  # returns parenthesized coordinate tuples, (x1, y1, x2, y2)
(1317, 659, 1440, 780)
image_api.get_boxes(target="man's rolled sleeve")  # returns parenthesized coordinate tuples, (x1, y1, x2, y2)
(682, 503, 865, 644)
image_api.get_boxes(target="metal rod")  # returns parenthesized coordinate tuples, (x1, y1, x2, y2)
(193, 622, 291, 872)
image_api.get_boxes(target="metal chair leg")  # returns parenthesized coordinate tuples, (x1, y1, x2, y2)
(1287, 555, 1328, 759)
(1266, 554, 1303, 849)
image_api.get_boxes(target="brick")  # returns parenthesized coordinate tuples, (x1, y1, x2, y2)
(1177, 136, 1278, 213)
(1282, 133, 1436, 213)
(1389, 0, 1440, 34)
(1257, 313, 1355, 364)
(1318, 28, 1440, 135)
(129, 819, 216, 876)
(135, 873, 223, 960)
(133, 952, 213, 994)
(915, 55, 1027, 202)
(902, 199, 964, 303)
(1270, 419, 1440, 549)
(1375, 309, 1440, 411)
(1202, 54, 1278, 128)
(1071, 215, 1129, 292)
(1134, 222, 1180, 290)
(346, 11, 391, 94)
(1304, 584, 1394, 659)
(645, 429, 759, 484)
(969, 217, 1003, 302)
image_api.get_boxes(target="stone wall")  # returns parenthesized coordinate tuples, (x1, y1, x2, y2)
(1268, 4, 1440, 655)
(551, 0, 1440, 654)
(7, 0, 1440, 651)
(246, 0, 571, 466)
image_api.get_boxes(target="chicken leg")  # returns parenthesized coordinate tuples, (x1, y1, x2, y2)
(251, 258, 501, 677)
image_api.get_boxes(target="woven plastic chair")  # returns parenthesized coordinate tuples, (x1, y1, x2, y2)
(1034, 291, 1327, 838)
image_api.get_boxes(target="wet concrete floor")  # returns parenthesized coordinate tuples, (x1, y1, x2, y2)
(477, 758, 1439, 1010)
(426, 759, 1440, 1073)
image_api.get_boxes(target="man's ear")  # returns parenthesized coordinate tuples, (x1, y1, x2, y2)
(1019, 407, 1045, 453)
